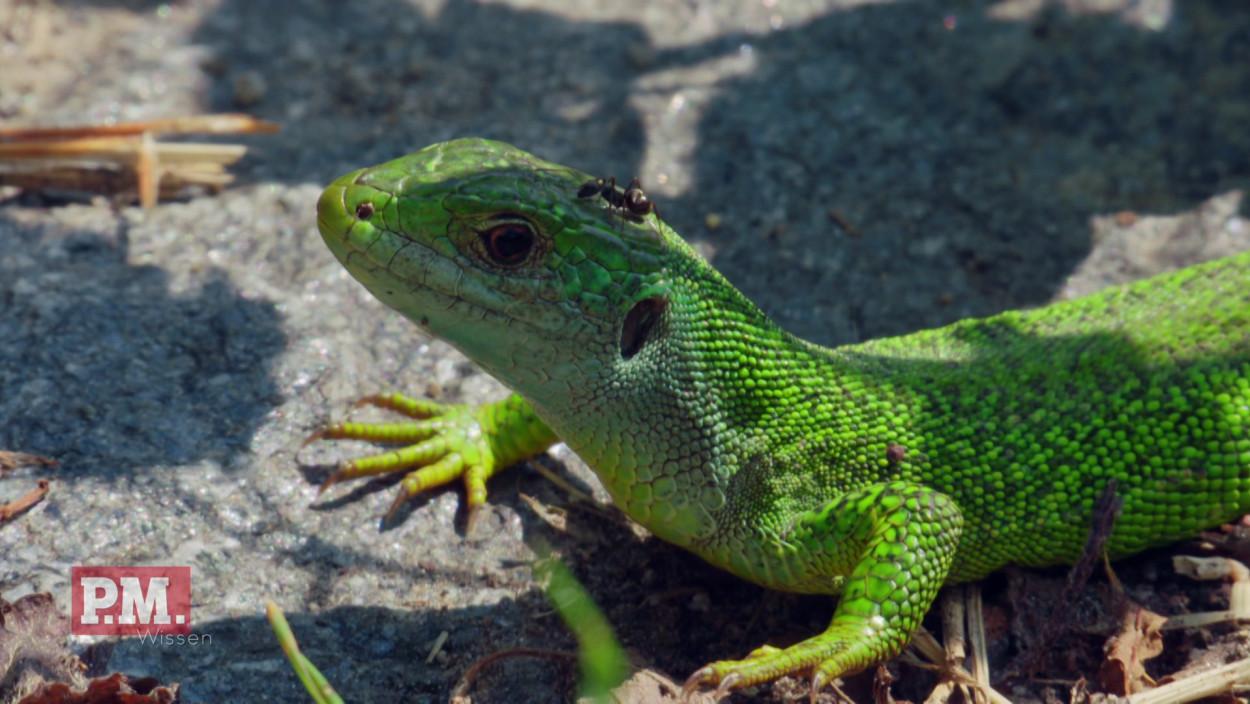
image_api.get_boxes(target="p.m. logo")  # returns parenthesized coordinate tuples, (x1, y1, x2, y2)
(71, 566, 191, 636)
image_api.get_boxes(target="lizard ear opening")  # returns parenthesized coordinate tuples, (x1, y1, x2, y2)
(620, 296, 666, 360)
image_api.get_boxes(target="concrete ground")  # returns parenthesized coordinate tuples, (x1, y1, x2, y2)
(1, 0, 1248, 702)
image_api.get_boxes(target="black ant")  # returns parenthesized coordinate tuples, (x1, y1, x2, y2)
(577, 177, 661, 226)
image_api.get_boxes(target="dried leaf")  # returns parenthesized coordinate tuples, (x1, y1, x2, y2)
(1096, 603, 1166, 696)
(16, 672, 180, 704)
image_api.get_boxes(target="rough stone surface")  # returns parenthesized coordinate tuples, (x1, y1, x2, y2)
(1, 1, 1248, 702)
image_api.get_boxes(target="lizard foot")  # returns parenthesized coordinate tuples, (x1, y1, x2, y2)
(305, 392, 555, 527)
(681, 634, 877, 701)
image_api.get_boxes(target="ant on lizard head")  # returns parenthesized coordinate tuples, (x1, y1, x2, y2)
(577, 177, 661, 229)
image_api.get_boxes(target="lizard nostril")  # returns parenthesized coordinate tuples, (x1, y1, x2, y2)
(355, 202, 375, 220)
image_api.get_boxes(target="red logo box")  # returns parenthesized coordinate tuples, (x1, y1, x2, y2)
(71, 566, 191, 636)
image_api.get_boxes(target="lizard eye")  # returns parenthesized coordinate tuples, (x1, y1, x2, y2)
(480, 223, 535, 267)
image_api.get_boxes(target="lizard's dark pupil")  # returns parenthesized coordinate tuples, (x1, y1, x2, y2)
(485, 225, 533, 266)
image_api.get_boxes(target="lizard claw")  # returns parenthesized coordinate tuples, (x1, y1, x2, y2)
(316, 465, 346, 494)
(809, 670, 829, 704)
(301, 428, 329, 448)
(714, 672, 743, 699)
(681, 666, 715, 698)
(681, 667, 742, 701)
(385, 485, 411, 520)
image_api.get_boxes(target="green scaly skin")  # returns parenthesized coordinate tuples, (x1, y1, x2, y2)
(312, 138, 1250, 695)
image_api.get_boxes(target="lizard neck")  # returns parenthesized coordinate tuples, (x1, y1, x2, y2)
(525, 255, 858, 550)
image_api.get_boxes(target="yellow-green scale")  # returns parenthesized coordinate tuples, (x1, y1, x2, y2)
(619, 249, 1250, 590)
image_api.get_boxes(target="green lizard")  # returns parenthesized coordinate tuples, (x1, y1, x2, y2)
(311, 138, 1250, 696)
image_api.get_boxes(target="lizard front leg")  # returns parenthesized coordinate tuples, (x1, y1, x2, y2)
(686, 481, 963, 697)
(307, 392, 558, 525)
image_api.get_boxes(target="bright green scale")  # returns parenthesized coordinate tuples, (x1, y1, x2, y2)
(312, 138, 1250, 695)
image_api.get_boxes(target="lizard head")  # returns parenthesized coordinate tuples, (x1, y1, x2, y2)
(318, 139, 792, 544)
(316, 138, 703, 408)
